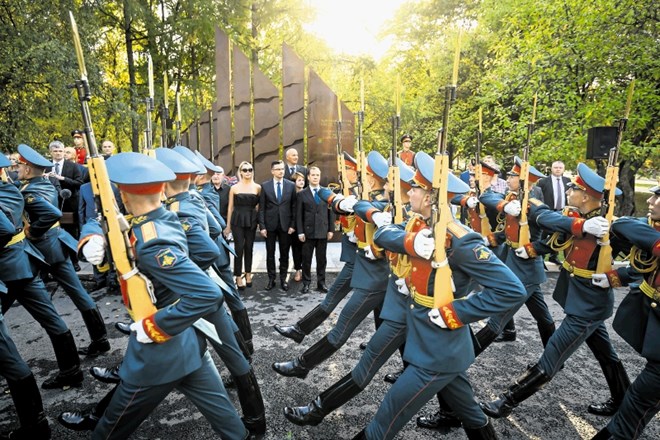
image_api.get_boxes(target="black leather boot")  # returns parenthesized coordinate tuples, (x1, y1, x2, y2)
(78, 307, 111, 357)
(480, 364, 551, 418)
(272, 336, 337, 379)
(274, 305, 329, 344)
(493, 329, 517, 343)
(2, 374, 51, 440)
(538, 322, 556, 348)
(42, 331, 83, 389)
(588, 361, 630, 416)
(473, 325, 499, 357)
(234, 369, 266, 435)
(591, 426, 613, 440)
(464, 420, 497, 440)
(351, 429, 366, 440)
(58, 386, 116, 432)
(231, 308, 254, 355)
(416, 393, 461, 430)
(234, 331, 252, 364)
(284, 373, 363, 426)
(90, 364, 121, 384)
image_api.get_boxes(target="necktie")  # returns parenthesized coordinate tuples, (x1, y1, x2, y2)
(554, 178, 564, 210)
(290, 166, 294, 175)
(276, 181, 282, 201)
(54, 162, 60, 175)
(314, 188, 320, 204)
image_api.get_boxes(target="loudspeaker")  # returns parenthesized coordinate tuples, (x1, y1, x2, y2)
(586, 126, 618, 160)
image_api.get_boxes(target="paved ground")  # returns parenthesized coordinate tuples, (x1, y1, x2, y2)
(1, 263, 658, 439)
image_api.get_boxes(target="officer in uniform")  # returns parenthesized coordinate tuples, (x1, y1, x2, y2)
(1, 146, 83, 390)
(78, 152, 247, 440)
(274, 151, 359, 345)
(281, 157, 414, 427)
(272, 151, 390, 380)
(481, 163, 631, 419)
(591, 185, 660, 439)
(16, 144, 110, 359)
(350, 151, 527, 440)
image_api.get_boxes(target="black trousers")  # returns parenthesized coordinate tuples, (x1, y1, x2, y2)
(265, 229, 291, 281)
(301, 238, 328, 285)
(232, 225, 256, 276)
(290, 233, 303, 271)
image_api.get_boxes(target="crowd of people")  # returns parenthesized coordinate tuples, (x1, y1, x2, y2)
(0, 132, 657, 440)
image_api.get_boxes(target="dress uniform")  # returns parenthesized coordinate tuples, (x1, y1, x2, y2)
(16, 144, 110, 359)
(272, 151, 391, 380)
(274, 151, 359, 345)
(591, 188, 660, 440)
(282, 157, 414, 427)
(78, 153, 247, 440)
(351, 151, 527, 440)
(1, 147, 83, 390)
(482, 163, 630, 419)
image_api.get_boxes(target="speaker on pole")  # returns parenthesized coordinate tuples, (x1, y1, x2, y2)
(586, 126, 618, 160)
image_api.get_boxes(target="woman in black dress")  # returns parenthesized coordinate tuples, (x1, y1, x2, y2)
(289, 171, 306, 282)
(224, 161, 260, 289)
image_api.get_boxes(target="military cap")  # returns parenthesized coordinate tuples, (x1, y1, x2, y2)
(105, 152, 176, 195)
(366, 151, 388, 182)
(0, 154, 10, 168)
(16, 144, 54, 169)
(400, 133, 413, 143)
(172, 145, 206, 175)
(568, 162, 622, 198)
(412, 151, 470, 195)
(343, 151, 358, 171)
(507, 156, 546, 183)
(194, 150, 222, 173)
(71, 129, 84, 138)
(479, 160, 500, 177)
(649, 184, 660, 195)
(396, 157, 414, 191)
(155, 148, 200, 180)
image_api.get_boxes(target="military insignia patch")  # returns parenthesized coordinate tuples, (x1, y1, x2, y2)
(473, 245, 492, 262)
(155, 248, 177, 269)
(26, 195, 35, 204)
(180, 219, 191, 232)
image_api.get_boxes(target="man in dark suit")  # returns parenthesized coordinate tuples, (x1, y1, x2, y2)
(259, 160, 297, 291)
(283, 147, 307, 182)
(296, 166, 335, 293)
(536, 160, 571, 265)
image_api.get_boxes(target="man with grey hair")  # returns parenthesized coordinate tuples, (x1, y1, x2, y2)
(47, 140, 84, 241)
(283, 148, 307, 182)
(211, 166, 230, 221)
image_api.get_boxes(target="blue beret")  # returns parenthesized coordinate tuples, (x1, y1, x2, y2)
(569, 163, 622, 197)
(395, 157, 414, 184)
(17, 144, 54, 169)
(194, 151, 222, 173)
(0, 154, 10, 168)
(172, 146, 206, 175)
(413, 151, 470, 195)
(105, 152, 176, 187)
(366, 151, 388, 181)
(508, 156, 546, 181)
(155, 148, 200, 175)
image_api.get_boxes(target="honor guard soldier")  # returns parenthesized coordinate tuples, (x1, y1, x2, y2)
(349, 151, 527, 440)
(591, 185, 660, 440)
(16, 144, 110, 359)
(271, 151, 390, 380)
(282, 157, 414, 427)
(274, 151, 359, 344)
(481, 163, 631, 420)
(397, 133, 415, 167)
(78, 153, 247, 440)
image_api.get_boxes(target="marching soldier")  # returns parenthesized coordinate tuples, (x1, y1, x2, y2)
(350, 151, 527, 439)
(481, 163, 631, 419)
(16, 144, 110, 359)
(591, 185, 660, 439)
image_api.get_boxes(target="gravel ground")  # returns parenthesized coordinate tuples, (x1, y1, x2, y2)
(1, 272, 658, 439)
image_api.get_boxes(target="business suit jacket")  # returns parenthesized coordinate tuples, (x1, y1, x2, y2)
(283, 163, 307, 182)
(49, 160, 84, 215)
(296, 186, 335, 239)
(258, 178, 296, 232)
(537, 175, 571, 210)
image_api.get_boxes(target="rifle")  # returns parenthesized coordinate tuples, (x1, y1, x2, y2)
(69, 12, 157, 321)
(355, 78, 365, 198)
(174, 90, 182, 146)
(596, 79, 635, 273)
(335, 96, 351, 196)
(473, 108, 494, 239)
(388, 112, 402, 223)
(517, 93, 537, 247)
(431, 32, 460, 310)
(161, 72, 169, 147)
(144, 53, 155, 155)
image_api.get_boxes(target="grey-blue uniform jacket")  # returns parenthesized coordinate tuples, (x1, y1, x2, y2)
(318, 187, 358, 264)
(352, 194, 390, 292)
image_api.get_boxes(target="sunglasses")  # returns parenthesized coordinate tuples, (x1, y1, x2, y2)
(241, 168, 253, 172)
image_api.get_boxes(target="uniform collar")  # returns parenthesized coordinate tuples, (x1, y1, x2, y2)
(165, 191, 190, 205)
(130, 206, 168, 226)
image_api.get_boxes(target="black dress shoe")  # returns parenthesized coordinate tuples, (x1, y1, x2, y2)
(416, 409, 462, 430)
(359, 341, 368, 350)
(494, 329, 517, 342)
(73, 263, 81, 272)
(78, 338, 111, 357)
(588, 397, 619, 416)
(42, 369, 84, 389)
(58, 410, 99, 431)
(272, 358, 309, 379)
(383, 369, 403, 384)
(90, 365, 121, 384)
(281, 281, 289, 291)
(265, 279, 276, 291)
(114, 322, 131, 335)
(274, 324, 305, 343)
(301, 284, 310, 294)
(316, 284, 328, 293)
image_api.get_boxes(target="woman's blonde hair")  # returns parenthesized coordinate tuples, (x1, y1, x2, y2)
(237, 161, 253, 179)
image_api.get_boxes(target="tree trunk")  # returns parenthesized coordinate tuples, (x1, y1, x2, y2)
(617, 159, 642, 216)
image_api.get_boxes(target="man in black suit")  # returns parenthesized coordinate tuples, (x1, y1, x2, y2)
(283, 148, 307, 182)
(536, 160, 571, 265)
(47, 141, 84, 237)
(296, 166, 335, 293)
(259, 160, 297, 291)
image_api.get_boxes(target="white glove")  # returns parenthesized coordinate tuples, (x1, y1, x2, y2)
(592, 273, 610, 289)
(372, 211, 392, 228)
(82, 235, 106, 265)
(466, 196, 479, 209)
(130, 320, 153, 344)
(583, 216, 609, 238)
(338, 195, 358, 213)
(413, 229, 435, 260)
(428, 308, 447, 329)
(503, 200, 521, 216)
(394, 278, 410, 296)
(515, 246, 530, 259)
(347, 231, 358, 243)
(364, 245, 377, 260)
(482, 235, 491, 247)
